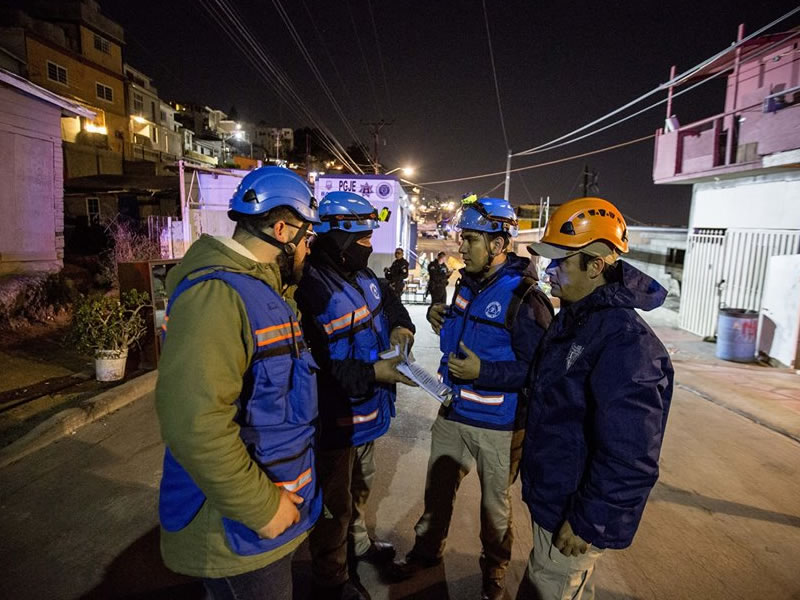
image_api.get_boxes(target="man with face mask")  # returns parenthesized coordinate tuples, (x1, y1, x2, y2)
(295, 191, 417, 600)
(391, 196, 554, 600)
(155, 166, 321, 599)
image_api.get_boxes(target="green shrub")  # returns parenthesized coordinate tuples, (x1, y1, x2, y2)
(68, 289, 150, 358)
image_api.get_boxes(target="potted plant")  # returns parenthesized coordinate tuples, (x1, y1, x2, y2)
(68, 290, 150, 381)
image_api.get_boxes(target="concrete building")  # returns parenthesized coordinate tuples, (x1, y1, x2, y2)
(255, 123, 294, 159)
(122, 63, 180, 170)
(652, 26, 800, 349)
(0, 68, 94, 275)
(0, 1, 128, 179)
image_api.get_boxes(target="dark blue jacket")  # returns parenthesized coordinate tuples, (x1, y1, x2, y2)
(521, 261, 673, 549)
(439, 254, 553, 430)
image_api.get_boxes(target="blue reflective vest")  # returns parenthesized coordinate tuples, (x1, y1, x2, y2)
(303, 264, 394, 449)
(439, 268, 523, 430)
(157, 270, 322, 556)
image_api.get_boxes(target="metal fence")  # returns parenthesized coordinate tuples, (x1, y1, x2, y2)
(679, 228, 800, 337)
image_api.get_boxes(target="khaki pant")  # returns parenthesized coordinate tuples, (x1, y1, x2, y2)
(516, 521, 604, 600)
(413, 414, 524, 583)
(309, 442, 375, 586)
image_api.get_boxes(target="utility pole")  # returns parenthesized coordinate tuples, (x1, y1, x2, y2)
(503, 149, 512, 200)
(363, 119, 393, 173)
(582, 164, 589, 197)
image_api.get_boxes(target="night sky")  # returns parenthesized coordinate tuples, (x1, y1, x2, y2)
(31, 1, 800, 224)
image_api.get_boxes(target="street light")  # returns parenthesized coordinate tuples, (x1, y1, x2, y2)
(384, 166, 414, 176)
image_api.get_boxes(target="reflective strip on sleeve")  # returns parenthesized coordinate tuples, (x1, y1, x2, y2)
(454, 295, 468, 310)
(460, 389, 504, 405)
(336, 409, 379, 427)
(255, 322, 302, 347)
(322, 305, 371, 336)
(275, 468, 312, 493)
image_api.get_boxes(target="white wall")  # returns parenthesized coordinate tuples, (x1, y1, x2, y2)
(690, 172, 800, 230)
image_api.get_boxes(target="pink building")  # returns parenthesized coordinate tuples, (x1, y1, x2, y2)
(0, 68, 93, 275)
(652, 26, 800, 366)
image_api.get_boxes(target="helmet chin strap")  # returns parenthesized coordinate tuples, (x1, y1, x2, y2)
(243, 221, 309, 256)
(482, 232, 497, 273)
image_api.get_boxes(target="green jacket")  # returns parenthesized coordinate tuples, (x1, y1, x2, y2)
(155, 234, 306, 577)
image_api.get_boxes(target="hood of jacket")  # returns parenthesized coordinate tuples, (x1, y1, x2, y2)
(166, 234, 287, 303)
(565, 259, 667, 319)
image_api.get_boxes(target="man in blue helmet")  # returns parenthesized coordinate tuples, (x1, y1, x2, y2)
(155, 166, 322, 599)
(391, 195, 554, 600)
(295, 191, 417, 600)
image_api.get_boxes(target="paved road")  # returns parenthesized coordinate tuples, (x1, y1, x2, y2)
(1, 304, 799, 599)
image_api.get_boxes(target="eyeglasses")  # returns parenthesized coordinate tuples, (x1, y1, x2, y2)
(285, 222, 316, 245)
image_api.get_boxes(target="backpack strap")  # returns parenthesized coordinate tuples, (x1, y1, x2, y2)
(504, 276, 539, 331)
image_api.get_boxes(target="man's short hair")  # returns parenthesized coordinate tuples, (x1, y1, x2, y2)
(437, 251, 446, 258)
(488, 232, 511, 251)
(232, 206, 300, 235)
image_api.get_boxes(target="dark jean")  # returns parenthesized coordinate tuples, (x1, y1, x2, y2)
(202, 549, 294, 600)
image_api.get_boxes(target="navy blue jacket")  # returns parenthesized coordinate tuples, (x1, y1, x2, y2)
(521, 261, 673, 549)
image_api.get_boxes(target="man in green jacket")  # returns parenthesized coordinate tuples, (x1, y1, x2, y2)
(155, 166, 321, 599)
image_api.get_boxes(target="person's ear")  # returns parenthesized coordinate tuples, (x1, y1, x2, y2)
(271, 220, 289, 243)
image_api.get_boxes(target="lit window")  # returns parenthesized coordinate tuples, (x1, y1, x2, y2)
(96, 82, 113, 102)
(93, 34, 110, 54)
(46, 61, 68, 85)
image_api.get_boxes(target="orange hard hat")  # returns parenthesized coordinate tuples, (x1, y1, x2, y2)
(528, 197, 628, 259)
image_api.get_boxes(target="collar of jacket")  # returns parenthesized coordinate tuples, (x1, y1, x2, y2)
(558, 260, 667, 327)
(459, 252, 530, 293)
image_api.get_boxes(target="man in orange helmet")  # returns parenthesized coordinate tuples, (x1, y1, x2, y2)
(518, 197, 674, 600)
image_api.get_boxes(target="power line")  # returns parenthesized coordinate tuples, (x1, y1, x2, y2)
(418, 133, 655, 185)
(201, 0, 362, 172)
(365, 0, 394, 118)
(345, 0, 382, 118)
(270, 0, 370, 159)
(512, 5, 800, 157)
(517, 29, 800, 159)
(482, 0, 509, 150)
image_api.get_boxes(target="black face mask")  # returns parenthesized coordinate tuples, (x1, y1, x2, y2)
(341, 243, 372, 272)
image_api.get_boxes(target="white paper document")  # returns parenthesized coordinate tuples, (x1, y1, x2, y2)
(380, 343, 452, 406)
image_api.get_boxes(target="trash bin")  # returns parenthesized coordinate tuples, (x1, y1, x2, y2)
(716, 308, 758, 362)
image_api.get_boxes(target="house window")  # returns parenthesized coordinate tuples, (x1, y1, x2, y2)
(96, 82, 113, 102)
(86, 197, 100, 225)
(152, 126, 158, 144)
(133, 92, 144, 114)
(93, 34, 110, 54)
(46, 61, 68, 85)
(160, 110, 167, 122)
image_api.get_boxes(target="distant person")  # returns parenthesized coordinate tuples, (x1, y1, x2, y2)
(426, 251, 451, 305)
(391, 196, 553, 600)
(155, 166, 321, 599)
(296, 192, 417, 600)
(384, 247, 409, 298)
(519, 197, 674, 600)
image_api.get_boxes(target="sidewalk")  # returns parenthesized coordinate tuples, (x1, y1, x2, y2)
(0, 319, 156, 466)
(641, 307, 800, 444)
(0, 303, 798, 599)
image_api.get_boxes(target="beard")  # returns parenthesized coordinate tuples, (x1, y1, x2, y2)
(276, 250, 306, 285)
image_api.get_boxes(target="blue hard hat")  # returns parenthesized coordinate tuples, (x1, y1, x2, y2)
(455, 196, 518, 237)
(316, 191, 389, 234)
(229, 166, 320, 224)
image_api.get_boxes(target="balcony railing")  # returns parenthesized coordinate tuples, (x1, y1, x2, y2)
(653, 96, 799, 183)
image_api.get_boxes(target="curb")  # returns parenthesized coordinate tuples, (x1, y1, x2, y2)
(0, 370, 158, 469)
